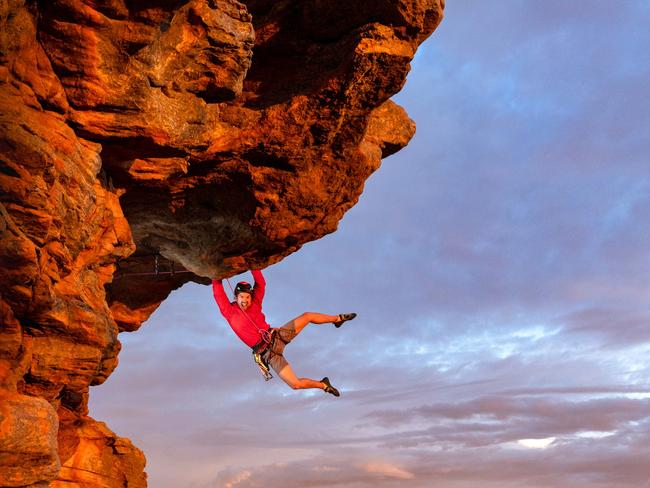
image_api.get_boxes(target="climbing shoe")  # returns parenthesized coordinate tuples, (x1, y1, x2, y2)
(334, 312, 357, 328)
(321, 377, 340, 397)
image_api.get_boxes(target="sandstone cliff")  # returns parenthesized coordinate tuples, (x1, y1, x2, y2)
(0, 0, 444, 485)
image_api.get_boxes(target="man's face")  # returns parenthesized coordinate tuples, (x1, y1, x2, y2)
(236, 292, 252, 310)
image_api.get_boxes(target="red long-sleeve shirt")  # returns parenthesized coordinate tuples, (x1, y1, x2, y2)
(212, 269, 271, 348)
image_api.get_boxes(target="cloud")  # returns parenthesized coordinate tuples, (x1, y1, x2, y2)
(207, 456, 419, 488)
(362, 463, 415, 480)
(195, 429, 650, 488)
(222, 469, 251, 488)
(517, 437, 556, 449)
(557, 308, 650, 346)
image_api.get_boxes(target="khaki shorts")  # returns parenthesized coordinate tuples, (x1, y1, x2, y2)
(263, 319, 300, 373)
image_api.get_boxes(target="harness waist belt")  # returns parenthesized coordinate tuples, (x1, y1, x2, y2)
(252, 328, 275, 354)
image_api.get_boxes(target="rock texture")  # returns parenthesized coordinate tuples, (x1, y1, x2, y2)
(0, 0, 443, 485)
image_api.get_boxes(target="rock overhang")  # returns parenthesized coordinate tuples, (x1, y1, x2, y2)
(0, 0, 444, 485)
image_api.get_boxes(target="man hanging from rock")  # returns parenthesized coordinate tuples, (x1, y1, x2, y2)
(212, 269, 356, 397)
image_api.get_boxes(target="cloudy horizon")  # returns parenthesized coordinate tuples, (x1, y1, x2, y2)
(91, 2, 650, 487)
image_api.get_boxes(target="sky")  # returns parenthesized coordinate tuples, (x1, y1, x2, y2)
(90, 2, 650, 487)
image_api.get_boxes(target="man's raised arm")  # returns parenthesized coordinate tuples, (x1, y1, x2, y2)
(212, 279, 231, 318)
(251, 269, 266, 303)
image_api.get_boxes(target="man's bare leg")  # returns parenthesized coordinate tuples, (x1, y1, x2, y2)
(277, 363, 326, 391)
(288, 312, 340, 334)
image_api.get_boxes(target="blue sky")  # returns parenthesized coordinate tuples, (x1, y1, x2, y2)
(91, 2, 650, 487)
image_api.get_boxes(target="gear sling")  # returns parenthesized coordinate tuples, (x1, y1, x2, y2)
(252, 330, 275, 381)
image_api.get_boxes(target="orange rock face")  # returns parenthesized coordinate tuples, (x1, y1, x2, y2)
(0, 0, 443, 485)
(0, 391, 59, 487)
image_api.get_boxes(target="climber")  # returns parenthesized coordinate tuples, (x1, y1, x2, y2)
(212, 269, 356, 397)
